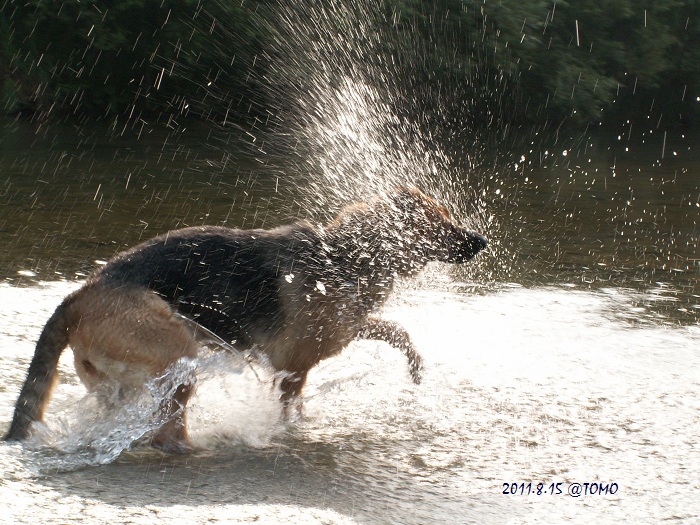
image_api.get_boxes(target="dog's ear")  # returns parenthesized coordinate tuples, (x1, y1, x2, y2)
(389, 186, 451, 221)
(391, 185, 421, 199)
(388, 185, 424, 213)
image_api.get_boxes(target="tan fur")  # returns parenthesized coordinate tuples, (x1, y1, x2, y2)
(65, 285, 200, 452)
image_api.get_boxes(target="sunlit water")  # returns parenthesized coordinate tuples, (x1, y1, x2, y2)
(2, 0, 700, 522)
(1, 277, 699, 524)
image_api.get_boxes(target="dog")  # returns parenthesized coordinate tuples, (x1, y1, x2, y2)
(3, 186, 487, 453)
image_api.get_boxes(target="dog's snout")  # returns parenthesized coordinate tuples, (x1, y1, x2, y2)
(470, 232, 488, 251)
(464, 231, 488, 258)
(445, 228, 488, 263)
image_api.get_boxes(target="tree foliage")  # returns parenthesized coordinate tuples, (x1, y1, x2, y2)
(0, 0, 266, 122)
(1, 0, 698, 127)
(392, 0, 699, 126)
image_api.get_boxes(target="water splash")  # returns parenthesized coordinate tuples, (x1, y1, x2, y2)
(20, 357, 197, 470)
(264, 2, 481, 212)
(186, 350, 286, 450)
(248, 0, 512, 282)
(18, 351, 283, 472)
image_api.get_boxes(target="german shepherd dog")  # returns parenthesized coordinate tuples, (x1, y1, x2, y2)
(4, 187, 487, 453)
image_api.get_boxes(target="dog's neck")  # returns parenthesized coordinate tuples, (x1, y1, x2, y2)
(322, 214, 424, 283)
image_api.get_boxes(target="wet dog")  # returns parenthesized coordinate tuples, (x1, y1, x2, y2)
(3, 186, 487, 452)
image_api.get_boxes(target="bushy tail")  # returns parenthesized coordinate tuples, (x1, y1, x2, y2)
(3, 299, 72, 441)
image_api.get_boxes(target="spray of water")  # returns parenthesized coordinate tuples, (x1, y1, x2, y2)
(241, 0, 516, 282)
(265, 2, 456, 203)
(18, 357, 196, 470)
(18, 350, 284, 471)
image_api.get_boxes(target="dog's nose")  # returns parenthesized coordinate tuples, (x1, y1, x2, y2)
(464, 231, 488, 259)
(471, 233, 488, 251)
(446, 229, 488, 263)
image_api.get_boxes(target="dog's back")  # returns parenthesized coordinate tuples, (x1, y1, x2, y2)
(93, 224, 322, 348)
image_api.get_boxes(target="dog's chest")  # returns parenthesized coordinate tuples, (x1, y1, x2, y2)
(264, 274, 383, 371)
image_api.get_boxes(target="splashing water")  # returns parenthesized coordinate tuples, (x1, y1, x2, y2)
(245, 0, 509, 285)
(260, 1, 496, 224)
(18, 357, 197, 470)
(10, 323, 284, 472)
(186, 351, 286, 450)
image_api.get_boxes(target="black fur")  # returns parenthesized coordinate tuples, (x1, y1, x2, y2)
(95, 224, 318, 349)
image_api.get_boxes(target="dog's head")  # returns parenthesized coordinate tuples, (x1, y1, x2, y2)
(328, 186, 487, 275)
(386, 186, 488, 268)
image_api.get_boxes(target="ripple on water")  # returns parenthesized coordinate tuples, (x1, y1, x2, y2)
(0, 282, 699, 524)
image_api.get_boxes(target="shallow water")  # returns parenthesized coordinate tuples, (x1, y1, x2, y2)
(1, 280, 699, 524)
(0, 121, 699, 524)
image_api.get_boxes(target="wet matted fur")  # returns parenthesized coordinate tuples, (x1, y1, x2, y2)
(4, 186, 487, 452)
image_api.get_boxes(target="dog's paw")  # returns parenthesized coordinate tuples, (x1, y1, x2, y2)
(151, 436, 201, 454)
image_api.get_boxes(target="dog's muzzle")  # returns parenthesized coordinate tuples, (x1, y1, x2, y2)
(446, 228, 488, 263)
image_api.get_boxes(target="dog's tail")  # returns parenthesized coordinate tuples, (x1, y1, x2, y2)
(3, 298, 73, 441)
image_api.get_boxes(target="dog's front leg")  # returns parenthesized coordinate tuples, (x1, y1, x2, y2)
(358, 317, 423, 384)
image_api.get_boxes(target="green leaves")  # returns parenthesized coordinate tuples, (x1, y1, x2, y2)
(1, 0, 697, 126)
(0, 0, 265, 119)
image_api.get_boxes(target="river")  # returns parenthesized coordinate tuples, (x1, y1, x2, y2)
(0, 119, 698, 524)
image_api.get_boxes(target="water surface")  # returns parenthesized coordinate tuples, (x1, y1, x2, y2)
(0, 121, 698, 524)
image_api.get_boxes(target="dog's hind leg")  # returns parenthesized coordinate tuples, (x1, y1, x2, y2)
(151, 383, 196, 454)
(358, 317, 424, 384)
(68, 285, 201, 453)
